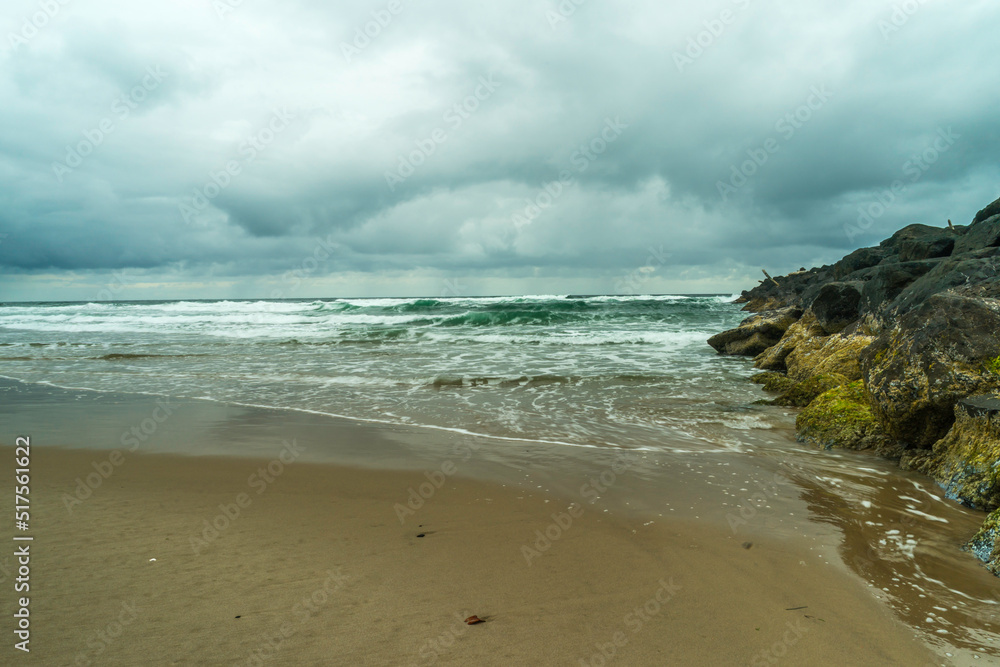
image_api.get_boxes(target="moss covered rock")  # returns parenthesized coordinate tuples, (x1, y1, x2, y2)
(708, 307, 802, 356)
(924, 397, 1000, 511)
(966, 507, 1000, 576)
(785, 333, 874, 382)
(750, 372, 798, 394)
(796, 381, 885, 450)
(860, 294, 1000, 447)
(769, 373, 849, 408)
(753, 311, 825, 372)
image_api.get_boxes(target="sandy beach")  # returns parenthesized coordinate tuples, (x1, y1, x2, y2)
(0, 405, 939, 666)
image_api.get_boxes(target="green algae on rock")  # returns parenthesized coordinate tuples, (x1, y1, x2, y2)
(750, 372, 798, 394)
(922, 397, 1000, 511)
(966, 507, 1000, 576)
(795, 381, 884, 451)
(768, 373, 849, 408)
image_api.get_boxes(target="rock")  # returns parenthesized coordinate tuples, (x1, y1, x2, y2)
(887, 253, 1000, 316)
(922, 397, 1000, 511)
(785, 333, 874, 382)
(810, 282, 862, 334)
(768, 373, 849, 408)
(796, 381, 886, 451)
(973, 196, 1000, 226)
(750, 372, 798, 394)
(753, 311, 826, 372)
(738, 268, 830, 312)
(831, 247, 888, 280)
(954, 214, 1000, 254)
(859, 260, 942, 315)
(967, 508, 1000, 576)
(898, 236, 955, 262)
(708, 307, 802, 356)
(879, 223, 954, 254)
(860, 294, 1000, 448)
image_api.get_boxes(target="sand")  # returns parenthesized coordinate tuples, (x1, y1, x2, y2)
(0, 440, 938, 666)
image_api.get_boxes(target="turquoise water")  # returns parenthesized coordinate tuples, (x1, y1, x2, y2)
(0, 294, 777, 451)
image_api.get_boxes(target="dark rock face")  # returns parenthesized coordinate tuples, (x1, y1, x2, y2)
(810, 282, 862, 334)
(831, 247, 887, 280)
(860, 294, 1000, 448)
(888, 254, 1000, 316)
(973, 196, 1000, 225)
(955, 215, 1000, 254)
(708, 307, 803, 356)
(859, 260, 941, 315)
(899, 235, 955, 261)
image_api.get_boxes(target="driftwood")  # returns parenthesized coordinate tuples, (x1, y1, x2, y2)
(762, 269, 779, 287)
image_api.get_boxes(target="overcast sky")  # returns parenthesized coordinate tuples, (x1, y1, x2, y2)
(1, 0, 998, 301)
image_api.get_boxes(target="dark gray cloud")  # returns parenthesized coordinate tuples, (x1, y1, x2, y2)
(1, 0, 999, 300)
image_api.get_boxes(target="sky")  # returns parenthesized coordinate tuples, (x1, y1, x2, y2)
(1, 0, 998, 301)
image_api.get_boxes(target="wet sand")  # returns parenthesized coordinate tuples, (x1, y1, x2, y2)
(0, 421, 940, 665)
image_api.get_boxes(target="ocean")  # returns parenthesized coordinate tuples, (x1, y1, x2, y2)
(0, 294, 778, 453)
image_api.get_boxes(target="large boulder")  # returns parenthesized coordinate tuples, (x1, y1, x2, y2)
(859, 259, 942, 315)
(860, 294, 1000, 448)
(887, 252, 1000, 315)
(753, 311, 826, 371)
(708, 307, 802, 356)
(954, 214, 1000, 254)
(766, 373, 849, 407)
(785, 332, 874, 382)
(831, 247, 888, 280)
(810, 282, 862, 334)
(796, 381, 887, 451)
(973, 196, 1000, 226)
(967, 507, 1000, 576)
(920, 397, 1000, 511)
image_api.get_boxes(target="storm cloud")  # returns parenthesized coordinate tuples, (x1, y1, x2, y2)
(1, 0, 998, 300)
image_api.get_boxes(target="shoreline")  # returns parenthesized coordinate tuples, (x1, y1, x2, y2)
(0, 383, 945, 665)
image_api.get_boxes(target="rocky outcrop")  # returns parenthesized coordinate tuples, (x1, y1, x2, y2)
(796, 381, 887, 451)
(967, 508, 1000, 577)
(905, 397, 1000, 510)
(860, 295, 1000, 448)
(710, 193, 1000, 575)
(810, 282, 862, 333)
(707, 307, 802, 356)
(763, 372, 849, 408)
